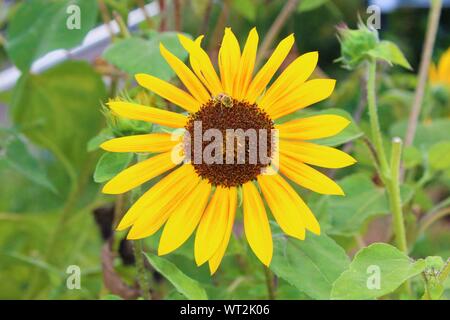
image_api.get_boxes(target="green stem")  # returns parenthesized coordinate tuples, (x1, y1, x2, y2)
(419, 207, 450, 235)
(113, 11, 131, 38)
(366, 60, 411, 296)
(439, 259, 450, 283)
(386, 138, 411, 296)
(367, 60, 390, 180)
(388, 138, 408, 254)
(263, 266, 276, 300)
(131, 153, 151, 300)
(133, 239, 151, 300)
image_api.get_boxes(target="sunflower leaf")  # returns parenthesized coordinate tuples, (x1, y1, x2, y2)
(368, 41, 412, 70)
(103, 32, 191, 81)
(5, 0, 98, 71)
(93, 152, 134, 183)
(297, 0, 329, 12)
(0, 132, 56, 193)
(144, 253, 208, 300)
(311, 173, 414, 236)
(270, 229, 350, 299)
(331, 243, 426, 300)
(428, 141, 450, 171)
(390, 118, 450, 151)
(11, 61, 106, 174)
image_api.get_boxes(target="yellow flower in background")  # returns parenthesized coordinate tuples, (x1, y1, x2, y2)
(430, 47, 450, 86)
(100, 28, 356, 274)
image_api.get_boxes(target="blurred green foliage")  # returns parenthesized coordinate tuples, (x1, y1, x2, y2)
(0, 0, 449, 300)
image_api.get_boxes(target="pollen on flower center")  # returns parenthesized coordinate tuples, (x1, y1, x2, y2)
(184, 97, 275, 187)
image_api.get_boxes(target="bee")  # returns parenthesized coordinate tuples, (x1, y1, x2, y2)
(213, 93, 233, 108)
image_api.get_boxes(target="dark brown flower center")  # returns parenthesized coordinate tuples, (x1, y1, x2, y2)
(184, 97, 274, 187)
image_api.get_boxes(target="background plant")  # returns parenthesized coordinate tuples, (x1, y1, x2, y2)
(0, 0, 449, 300)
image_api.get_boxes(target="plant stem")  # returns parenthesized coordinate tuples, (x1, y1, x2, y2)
(136, 0, 153, 28)
(367, 60, 389, 179)
(263, 267, 276, 300)
(404, 0, 442, 147)
(255, 0, 300, 67)
(98, 0, 115, 40)
(439, 258, 450, 283)
(158, 0, 167, 31)
(207, 0, 230, 56)
(173, 0, 182, 31)
(131, 153, 151, 300)
(418, 207, 450, 235)
(366, 60, 411, 296)
(113, 11, 131, 38)
(199, 0, 213, 35)
(386, 137, 411, 296)
(133, 239, 151, 300)
(388, 138, 408, 254)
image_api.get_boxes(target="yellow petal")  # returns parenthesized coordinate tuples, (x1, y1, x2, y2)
(178, 34, 223, 95)
(160, 43, 211, 104)
(180, 36, 208, 88)
(107, 101, 187, 128)
(135, 73, 200, 112)
(218, 28, 241, 95)
(102, 151, 180, 194)
(234, 28, 259, 100)
(279, 154, 344, 195)
(257, 174, 305, 239)
(258, 173, 320, 235)
(208, 187, 237, 274)
(269, 79, 336, 120)
(126, 167, 201, 239)
(195, 186, 229, 266)
(117, 164, 196, 231)
(242, 182, 273, 266)
(279, 140, 356, 168)
(276, 115, 350, 140)
(158, 180, 212, 255)
(260, 51, 318, 111)
(438, 47, 450, 83)
(100, 133, 180, 153)
(245, 34, 295, 103)
(429, 63, 439, 83)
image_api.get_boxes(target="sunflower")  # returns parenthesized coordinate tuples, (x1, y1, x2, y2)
(430, 47, 450, 86)
(101, 27, 356, 274)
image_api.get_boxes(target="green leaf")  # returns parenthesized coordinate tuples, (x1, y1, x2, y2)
(390, 119, 450, 151)
(368, 41, 412, 70)
(403, 145, 422, 169)
(314, 173, 413, 236)
(331, 243, 426, 300)
(101, 294, 123, 300)
(429, 141, 450, 170)
(0, 132, 55, 192)
(87, 128, 114, 152)
(231, 0, 256, 21)
(93, 152, 133, 183)
(297, 0, 329, 12)
(144, 253, 208, 300)
(103, 32, 191, 81)
(5, 0, 98, 71)
(270, 230, 350, 299)
(10, 61, 106, 173)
